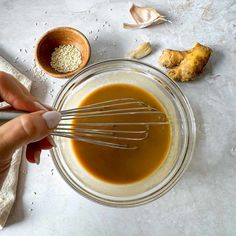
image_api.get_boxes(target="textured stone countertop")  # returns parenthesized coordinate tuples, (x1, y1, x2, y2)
(0, 0, 236, 235)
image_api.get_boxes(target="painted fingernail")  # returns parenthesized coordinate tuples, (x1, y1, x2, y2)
(47, 136, 57, 148)
(34, 150, 41, 165)
(34, 101, 48, 111)
(42, 111, 61, 129)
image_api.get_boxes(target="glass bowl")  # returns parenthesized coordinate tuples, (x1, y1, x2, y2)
(51, 59, 196, 207)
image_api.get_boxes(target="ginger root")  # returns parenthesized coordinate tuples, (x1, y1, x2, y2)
(159, 43, 212, 82)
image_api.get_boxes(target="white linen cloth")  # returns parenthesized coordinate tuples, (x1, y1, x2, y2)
(0, 56, 32, 229)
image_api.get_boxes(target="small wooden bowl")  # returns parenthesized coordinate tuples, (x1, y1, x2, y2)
(35, 27, 91, 78)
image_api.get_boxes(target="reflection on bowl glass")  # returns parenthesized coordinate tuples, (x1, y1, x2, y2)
(51, 59, 196, 207)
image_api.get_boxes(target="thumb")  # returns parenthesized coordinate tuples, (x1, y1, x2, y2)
(0, 111, 61, 156)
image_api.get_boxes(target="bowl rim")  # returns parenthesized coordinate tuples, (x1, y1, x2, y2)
(35, 26, 91, 78)
(51, 59, 196, 207)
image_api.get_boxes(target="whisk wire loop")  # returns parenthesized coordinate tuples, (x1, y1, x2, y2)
(54, 98, 169, 149)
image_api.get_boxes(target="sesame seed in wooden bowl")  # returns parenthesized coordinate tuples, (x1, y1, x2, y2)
(35, 27, 91, 78)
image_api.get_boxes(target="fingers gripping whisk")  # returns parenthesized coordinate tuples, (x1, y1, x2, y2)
(53, 98, 169, 149)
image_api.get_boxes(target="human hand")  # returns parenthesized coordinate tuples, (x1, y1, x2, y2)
(0, 72, 61, 176)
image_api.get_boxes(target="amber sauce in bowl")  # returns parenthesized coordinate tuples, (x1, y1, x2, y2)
(71, 84, 171, 184)
(51, 60, 196, 207)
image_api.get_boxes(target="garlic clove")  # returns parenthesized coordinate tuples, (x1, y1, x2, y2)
(124, 17, 169, 29)
(123, 4, 169, 29)
(127, 42, 152, 59)
(130, 4, 161, 24)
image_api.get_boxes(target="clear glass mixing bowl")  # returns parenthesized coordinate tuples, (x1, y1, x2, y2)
(51, 59, 196, 207)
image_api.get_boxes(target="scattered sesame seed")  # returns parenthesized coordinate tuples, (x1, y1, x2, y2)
(19, 49, 22, 52)
(97, 29, 100, 32)
(110, 8, 112, 11)
(22, 169, 27, 175)
(25, 49, 27, 53)
(95, 19, 98, 21)
(31, 202, 34, 205)
(35, 22, 38, 26)
(34, 192, 37, 195)
(102, 24, 105, 27)
(44, 11, 47, 14)
(44, 22, 47, 26)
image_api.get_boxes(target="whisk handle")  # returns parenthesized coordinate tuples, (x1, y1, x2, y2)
(0, 110, 27, 122)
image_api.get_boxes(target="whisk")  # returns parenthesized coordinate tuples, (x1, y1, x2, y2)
(0, 98, 168, 150)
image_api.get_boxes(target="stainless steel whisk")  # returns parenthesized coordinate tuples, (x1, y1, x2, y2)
(0, 98, 168, 150)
